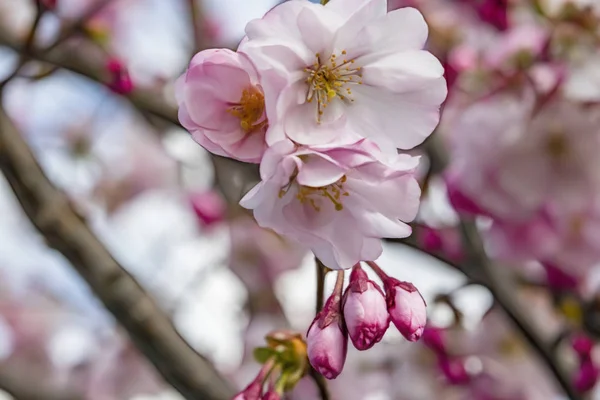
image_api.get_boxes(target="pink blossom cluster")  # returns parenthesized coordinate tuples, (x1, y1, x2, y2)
(306, 262, 426, 380)
(176, 0, 447, 271)
(397, 0, 600, 283)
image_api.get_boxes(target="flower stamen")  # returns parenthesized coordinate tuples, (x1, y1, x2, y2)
(295, 175, 349, 212)
(304, 50, 363, 123)
(227, 86, 267, 132)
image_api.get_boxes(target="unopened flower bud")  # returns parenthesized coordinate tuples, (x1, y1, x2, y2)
(189, 190, 226, 228)
(383, 278, 427, 342)
(572, 334, 594, 360)
(41, 0, 57, 9)
(262, 391, 280, 400)
(439, 356, 470, 385)
(307, 286, 347, 379)
(342, 266, 389, 350)
(574, 359, 599, 393)
(422, 326, 446, 355)
(106, 58, 133, 95)
(233, 360, 275, 400)
(233, 380, 262, 400)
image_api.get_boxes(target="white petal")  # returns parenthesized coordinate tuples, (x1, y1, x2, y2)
(348, 84, 445, 149)
(326, 0, 386, 22)
(362, 8, 428, 56)
(297, 6, 337, 55)
(296, 155, 345, 187)
(361, 51, 445, 93)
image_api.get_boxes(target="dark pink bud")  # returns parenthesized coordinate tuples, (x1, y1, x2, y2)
(574, 359, 599, 393)
(41, 0, 57, 9)
(543, 263, 579, 292)
(445, 173, 489, 217)
(439, 357, 470, 385)
(383, 278, 426, 342)
(307, 293, 347, 379)
(233, 380, 262, 400)
(106, 58, 133, 95)
(572, 334, 594, 360)
(262, 391, 280, 400)
(342, 266, 389, 350)
(422, 326, 446, 355)
(476, 0, 509, 31)
(418, 226, 443, 253)
(189, 190, 226, 228)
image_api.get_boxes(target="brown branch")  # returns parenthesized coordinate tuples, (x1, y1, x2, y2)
(308, 257, 331, 400)
(187, 0, 207, 53)
(45, 0, 116, 52)
(0, 21, 260, 206)
(0, 105, 234, 399)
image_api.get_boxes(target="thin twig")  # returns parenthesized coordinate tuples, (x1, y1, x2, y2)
(187, 0, 207, 53)
(315, 258, 328, 313)
(309, 257, 331, 400)
(0, 104, 234, 400)
(0, 0, 44, 89)
(45, 0, 115, 52)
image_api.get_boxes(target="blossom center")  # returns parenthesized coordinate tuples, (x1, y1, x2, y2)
(304, 51, 363, 122)
(280, 175, 349, 212)
(227, 86, 267, 132)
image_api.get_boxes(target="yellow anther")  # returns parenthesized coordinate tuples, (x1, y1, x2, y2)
(304, 51, 362, 122)
(227, 86, 267, 133)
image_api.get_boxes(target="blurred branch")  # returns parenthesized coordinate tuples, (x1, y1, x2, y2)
(0, 21, 178, 124)
(423, 138, 581, 400)
(0, 19, 259, 205)
(0, 363, 83, 400)
(45, 0, 115, 52)
(187, 0, 207, 53)
(0, 104, 234, 400)
(0, 0, 44, 89)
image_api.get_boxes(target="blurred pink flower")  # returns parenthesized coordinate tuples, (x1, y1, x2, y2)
(342, 265, 389, 350)
(176, 49, 268, 163)
(240, 139, 420, 270)
(189, 190, 226, 228)
(574, 359, 599, 393)
(240, 0, 447, 150)
(438, 356, 470, 385)
(106, 58, 133, 95)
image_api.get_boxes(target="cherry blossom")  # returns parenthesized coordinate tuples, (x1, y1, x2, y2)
(239, 0, 447, 150)
(176, 49, 268, 163)
(240, 139, 420, 270)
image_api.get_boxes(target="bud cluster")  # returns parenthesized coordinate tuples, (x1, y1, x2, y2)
(572, 334, 599, 393)
(306, 262, 427, 379)
(233, 331, 308, 400)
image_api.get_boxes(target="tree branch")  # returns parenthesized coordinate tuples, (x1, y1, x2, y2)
(0, 104, 234, 399)
(0, 21, 260, 206)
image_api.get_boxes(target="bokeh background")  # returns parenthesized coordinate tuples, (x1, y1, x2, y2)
(0, 0, 599, 399)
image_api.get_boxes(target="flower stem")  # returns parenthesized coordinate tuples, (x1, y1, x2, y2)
(366, 261, 388, 281)
(333, 270, 345, 301)
(315, 258, 328, 313)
